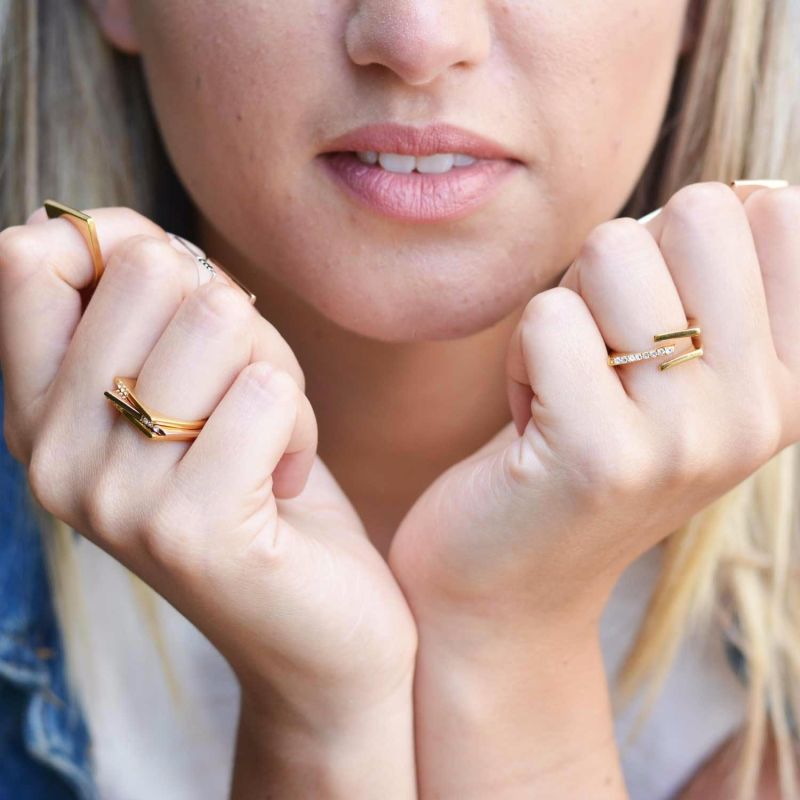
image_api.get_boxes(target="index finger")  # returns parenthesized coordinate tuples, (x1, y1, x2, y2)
(0, 205, 167, 417)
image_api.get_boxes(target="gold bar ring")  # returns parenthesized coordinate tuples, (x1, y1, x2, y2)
(43, 199, 105, 288)
(607, 322, 703, 372)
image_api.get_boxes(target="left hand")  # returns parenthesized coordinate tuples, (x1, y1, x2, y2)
(388, 180, 800, 640)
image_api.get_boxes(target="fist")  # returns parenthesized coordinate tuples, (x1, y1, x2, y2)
(0, 206, 417, 727)
(388, 181, 800, 635)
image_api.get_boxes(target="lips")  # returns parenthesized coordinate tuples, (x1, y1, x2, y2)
(320, 122, 520, 160)
(317, 122, 523, 222)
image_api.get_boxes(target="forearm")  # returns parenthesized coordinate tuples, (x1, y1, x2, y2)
(412, 613, 628, 799)
(230, 679, 418, 799)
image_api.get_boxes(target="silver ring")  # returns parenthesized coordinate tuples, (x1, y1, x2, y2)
(166, 232, 217, 287)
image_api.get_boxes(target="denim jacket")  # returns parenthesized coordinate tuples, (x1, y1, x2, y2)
(0, 369, 99, 800)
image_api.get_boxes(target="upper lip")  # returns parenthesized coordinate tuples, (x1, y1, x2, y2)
(319, 122, 520, 161)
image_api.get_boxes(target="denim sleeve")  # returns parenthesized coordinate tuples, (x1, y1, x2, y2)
(0, 370, 98, 799)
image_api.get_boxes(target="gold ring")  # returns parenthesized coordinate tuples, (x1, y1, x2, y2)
(607, 321, 703, 372)
(43, 199, 105, 288)
(104, 377, 207, 440)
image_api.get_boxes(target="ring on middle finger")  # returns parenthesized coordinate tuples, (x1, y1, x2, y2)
(167, 232, 218, 288)
(607, 318, 703, 371)
(166, 231, 258, 305)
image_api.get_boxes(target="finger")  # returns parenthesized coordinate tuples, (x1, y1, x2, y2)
(27, 235, 205, 465)
(635, 178, 790, 236)
(174, 361, 315, 506)
(739, 185, 800, 373)
(571, 217, 696, 404)
(0, 207, 168, 411)
(506, 286, 629, 448)
(112, 281, 317, 496)
(106, 280, 257, 476)
(648, 182, 773, 375)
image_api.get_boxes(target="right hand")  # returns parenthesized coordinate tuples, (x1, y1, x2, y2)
(0, 206, 417, 731)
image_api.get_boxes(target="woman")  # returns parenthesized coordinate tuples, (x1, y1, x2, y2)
(0, 0, 798, 798)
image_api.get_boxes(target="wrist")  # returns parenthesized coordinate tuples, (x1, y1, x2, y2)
(232, 675, 417, 799)
(408, 587, 608, 669)
(412, 614, 627, 799)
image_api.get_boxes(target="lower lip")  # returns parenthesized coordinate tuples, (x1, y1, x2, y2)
(319, 153, 520, 222)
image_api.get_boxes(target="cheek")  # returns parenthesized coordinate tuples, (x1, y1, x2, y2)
(134, 2, 328, 210)
(501, 2, 687, 221)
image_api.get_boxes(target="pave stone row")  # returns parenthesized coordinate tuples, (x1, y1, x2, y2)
(114, 380, 164, 434)
(609, 344, 676, 365)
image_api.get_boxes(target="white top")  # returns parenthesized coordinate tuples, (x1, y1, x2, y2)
(70, 536, 748, 800)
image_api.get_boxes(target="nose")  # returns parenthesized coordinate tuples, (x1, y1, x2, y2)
(344, 0, 491, 86)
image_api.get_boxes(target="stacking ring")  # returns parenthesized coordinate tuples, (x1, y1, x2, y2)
(167, 232, 218, 287)
(166, 231, 257, 304)
(607, 321, 703, 372)
(104, 377, 207, 440)
(43, 199, 105, 288)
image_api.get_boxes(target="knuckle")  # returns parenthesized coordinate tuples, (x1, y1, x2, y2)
(579, 217, 647, 265)
(658, 420, 707, 489)
(0, 225, 44, 279)
(112, 206, 159, 232)
(3, 414, 28, 464)
(108, 234, 181, 289)
(104, 236, 183, 301)
(664, 181, 740, 229)
(141, 491, 203, 574)
(186, 281, 253, 331)
(587, 444, 653, 502)
(242, 361, 297, 399)
(84, 471, 128, 542)
(24, 206, 48, 225)
(727, 394, 782, 476)
(571, 424, 656, 507)
(744, 185, 800, 235)
(520, 286, 582, 332)
(27, 437, 66, 516)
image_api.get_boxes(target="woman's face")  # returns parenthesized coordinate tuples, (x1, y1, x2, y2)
(100, 1, 692, 340)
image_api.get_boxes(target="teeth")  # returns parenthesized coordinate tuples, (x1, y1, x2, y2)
(355, 152, 477, 173)
(378, 153, 416, 173)
(416, 153, 454, 174)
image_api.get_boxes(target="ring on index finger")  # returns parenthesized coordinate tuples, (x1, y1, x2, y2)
(43, 199, 105, 288)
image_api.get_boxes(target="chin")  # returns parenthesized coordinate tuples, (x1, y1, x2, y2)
(299, 258, 532, 343)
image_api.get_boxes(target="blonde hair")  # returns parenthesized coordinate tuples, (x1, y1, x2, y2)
(2, 1, 799, 798)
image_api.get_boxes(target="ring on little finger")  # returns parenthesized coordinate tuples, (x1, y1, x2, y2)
(607, 319, 703, 372)
(104, 376, 207, 441)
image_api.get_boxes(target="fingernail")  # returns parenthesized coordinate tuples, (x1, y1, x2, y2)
(637, 206, 663, 224)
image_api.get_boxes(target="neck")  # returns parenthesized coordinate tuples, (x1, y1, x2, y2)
(196, 214, 524, 559)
